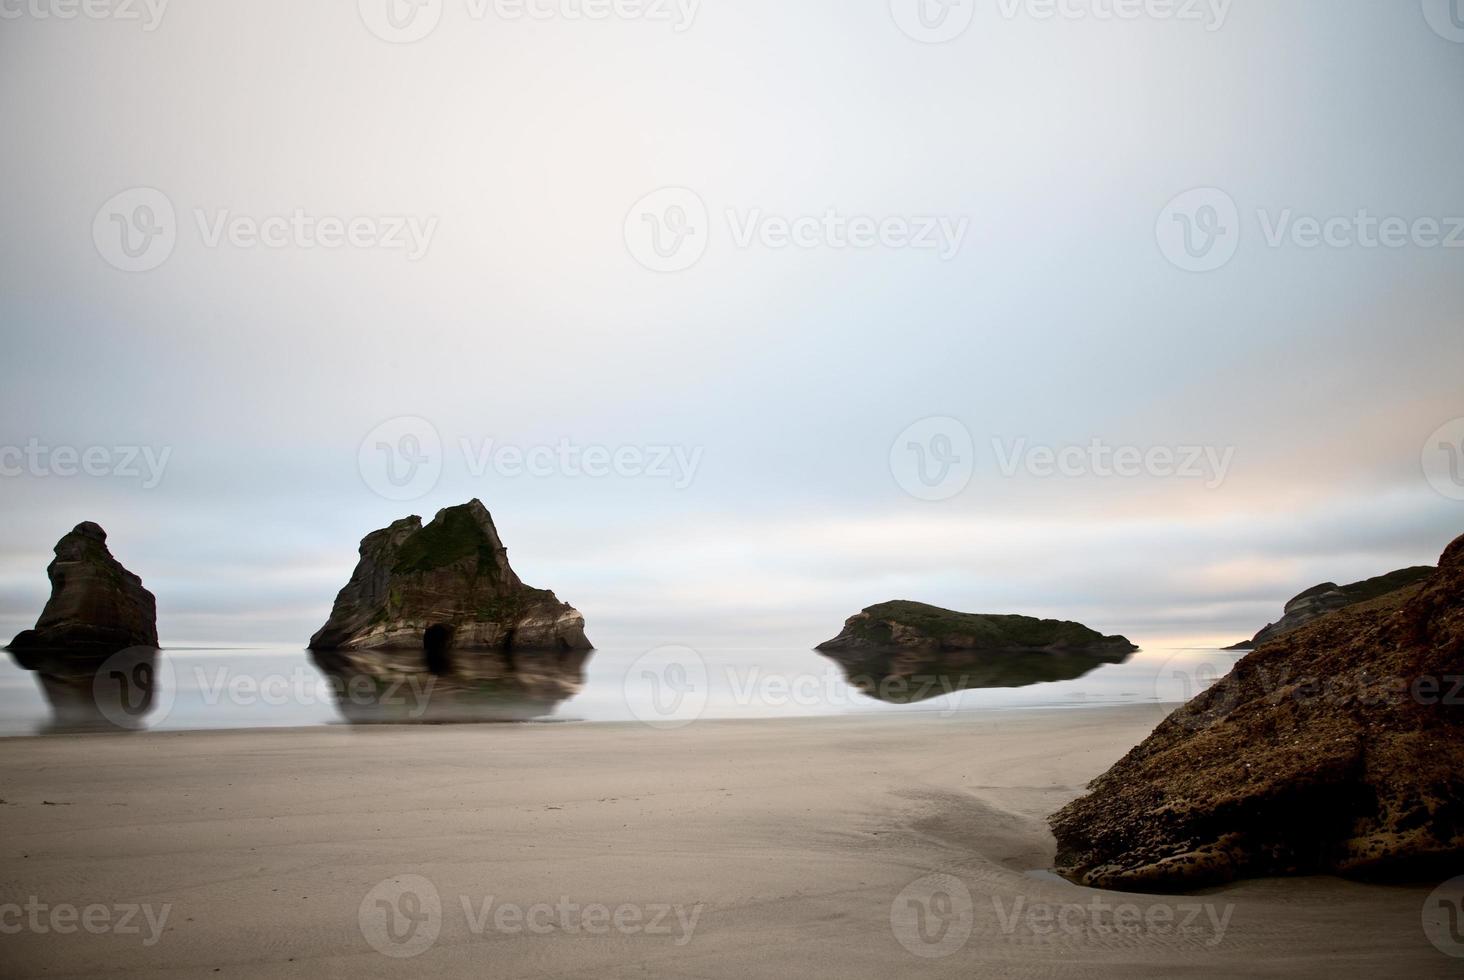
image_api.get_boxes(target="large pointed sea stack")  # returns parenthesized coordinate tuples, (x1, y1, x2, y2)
(1050, 532, 1464, 891)
(307, 501, 591, 722)
(310, 500, 590, 653)
(7, 522, 158, 655)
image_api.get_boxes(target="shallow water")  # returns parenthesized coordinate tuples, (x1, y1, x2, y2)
(0, 640, 1243, 736)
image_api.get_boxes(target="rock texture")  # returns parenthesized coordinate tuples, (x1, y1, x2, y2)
(817, 601, 1137, 657)
(1226, 565, 1434, 650)
(1050, 533, 1464, 892)
(309, 500, 590, 653)
(307, 501, 591, 722)
(7, 522, 158, 655)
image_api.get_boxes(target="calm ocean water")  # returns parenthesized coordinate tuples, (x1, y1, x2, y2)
(0, 640, 1243, 736)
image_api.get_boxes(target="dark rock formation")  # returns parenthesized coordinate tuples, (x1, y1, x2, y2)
(817, 601, 1137, 658)
(7, 522, 158, 655)
(1226, 565, 1434, 650)
(307, 500, 591, 722)
(815, 602, 1136, 704)
(1050, 533, 1464, 892)
(6, 523, 161, 732)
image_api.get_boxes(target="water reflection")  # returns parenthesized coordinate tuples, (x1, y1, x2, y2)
(308, 647, 594, 724)
(814, 645, 1136, 704)
(7, 646, 162, 732)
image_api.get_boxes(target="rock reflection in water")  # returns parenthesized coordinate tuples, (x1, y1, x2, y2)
(7, 646, 162, 732)
(816, 646, 1135, 704)
(308, 647, 593, 723)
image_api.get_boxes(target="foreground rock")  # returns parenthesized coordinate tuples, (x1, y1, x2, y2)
(7, 522, 158, 655)
(816, 601, 1136, 704)
(6, 523, 161, 731)
(308, 500, 591, 722)
(1225, 565, 1434, 649)
(1050, 533, 1464, 892)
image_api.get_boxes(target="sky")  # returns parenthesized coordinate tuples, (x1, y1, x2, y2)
(1, 0, 1462, 649)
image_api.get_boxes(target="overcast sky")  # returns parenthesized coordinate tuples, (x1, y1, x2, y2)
(1, 0, 1461, 648)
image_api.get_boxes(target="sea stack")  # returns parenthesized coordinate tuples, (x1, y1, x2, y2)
(307, 500, 591, 722)
(1225, 565, 1435, 649)
(7, 522, 159, 655)
(1050, 532, 1464, 891)
(817, 601, 1137, 657)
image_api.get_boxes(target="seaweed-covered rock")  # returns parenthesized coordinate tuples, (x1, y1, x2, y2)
(1050, 533, 1464, 891)
(817, 601, 1136, 657)
(307, 501, 591, 722)
(309, 500, 590, 653)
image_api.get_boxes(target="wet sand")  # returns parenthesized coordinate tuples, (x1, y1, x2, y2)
(0, 706, 1453, 977)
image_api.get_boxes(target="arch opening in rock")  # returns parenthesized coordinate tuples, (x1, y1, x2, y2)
(424, 624, 454, 676)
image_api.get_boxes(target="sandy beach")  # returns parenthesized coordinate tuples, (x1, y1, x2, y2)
(0, 705, 1452, 978)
